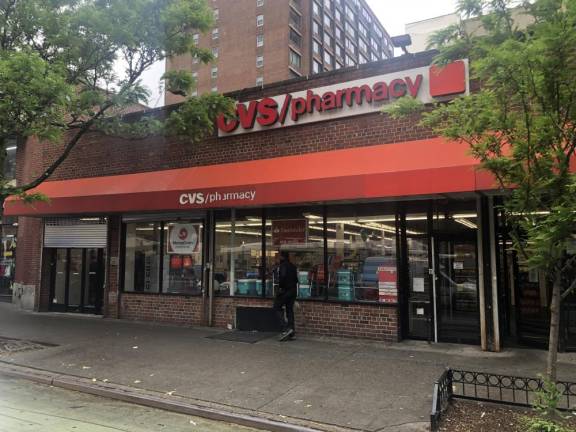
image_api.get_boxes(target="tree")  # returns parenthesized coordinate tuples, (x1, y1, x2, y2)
(385, 0, 576, 381)
(0, 0, 234, 203)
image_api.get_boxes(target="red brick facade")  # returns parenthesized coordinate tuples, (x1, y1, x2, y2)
(13, 52, 439, 342)
(121, 294, 399, 342)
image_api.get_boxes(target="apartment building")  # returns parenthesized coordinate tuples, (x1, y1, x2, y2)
(165, 0, 394, 105)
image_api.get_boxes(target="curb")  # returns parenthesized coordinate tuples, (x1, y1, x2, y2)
(0, 362, 352, 432)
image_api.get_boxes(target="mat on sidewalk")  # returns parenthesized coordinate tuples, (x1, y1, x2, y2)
(206, 331, 277, 344)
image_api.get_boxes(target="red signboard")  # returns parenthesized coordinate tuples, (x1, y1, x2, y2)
(272, 219, 308, 246)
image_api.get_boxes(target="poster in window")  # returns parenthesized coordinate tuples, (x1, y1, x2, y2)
(167, 224, 200, 254)
(378, 266, 397, 303)
(272, 219, 308, 246)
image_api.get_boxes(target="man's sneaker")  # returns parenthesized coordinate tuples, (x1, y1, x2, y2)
(279, 328, 294, 342)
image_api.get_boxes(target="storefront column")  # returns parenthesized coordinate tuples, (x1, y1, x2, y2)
(488, 197, 502, 352)
(104, 215, 122, 319)
(477, 195, 502, 352)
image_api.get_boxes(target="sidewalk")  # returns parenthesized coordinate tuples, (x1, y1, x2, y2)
(1, 303, 575, 432)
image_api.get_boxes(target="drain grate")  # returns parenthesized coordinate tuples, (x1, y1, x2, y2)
(0, 336, 57, 355)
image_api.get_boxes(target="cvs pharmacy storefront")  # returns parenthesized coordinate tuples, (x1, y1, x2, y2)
(10, 52, 567, 351)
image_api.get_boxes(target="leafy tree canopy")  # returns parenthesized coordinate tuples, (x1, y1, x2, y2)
(384, 0, 576, 380)
(0, 0, 234, 197)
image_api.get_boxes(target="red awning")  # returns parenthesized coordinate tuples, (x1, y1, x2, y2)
(5, 137, 495, 216)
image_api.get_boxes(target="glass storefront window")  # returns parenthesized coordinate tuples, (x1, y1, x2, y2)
(214, 210, 264, 297)
(266, 207, 325, 300)
(163, 221, 203, 295)
(124, 222, 162, 293)
(326, 205, 398, 303)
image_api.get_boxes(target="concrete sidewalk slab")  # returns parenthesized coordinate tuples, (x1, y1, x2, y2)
(0, 303, 575, 432)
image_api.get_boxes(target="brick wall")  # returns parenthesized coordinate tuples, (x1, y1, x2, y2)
(36, 52, 436, 183)
(120, 294, 400, 342)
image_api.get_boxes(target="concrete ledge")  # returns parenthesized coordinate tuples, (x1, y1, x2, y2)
(0, 362, 355, 432)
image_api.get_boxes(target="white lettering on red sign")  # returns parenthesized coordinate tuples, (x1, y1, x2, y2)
(179, 190, 257, 207)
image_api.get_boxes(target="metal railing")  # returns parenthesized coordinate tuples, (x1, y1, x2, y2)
(430, 369, 453, 431)
(430, 369, 576, 431)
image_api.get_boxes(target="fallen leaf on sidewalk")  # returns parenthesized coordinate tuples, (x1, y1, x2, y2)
(189, 420, 197, 426)
(166, 391, 175, 396)
(102, 379, 109, 383)
(132, 346, 139, 349)
(134, 380, 141, 384)
(481, 412, 486, 418)
(92, 378, 97, 382)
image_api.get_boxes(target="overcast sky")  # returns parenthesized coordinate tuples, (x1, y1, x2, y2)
(142, 0, 458, 107)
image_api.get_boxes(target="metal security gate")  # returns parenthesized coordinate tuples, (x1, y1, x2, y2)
(44, 218, 107, 248)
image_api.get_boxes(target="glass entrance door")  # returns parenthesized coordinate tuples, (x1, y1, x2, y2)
(435, 238, 480, 344)
(49, 248, 104, 314)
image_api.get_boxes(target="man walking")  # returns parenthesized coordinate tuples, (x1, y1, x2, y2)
(274, 251, 298, 341)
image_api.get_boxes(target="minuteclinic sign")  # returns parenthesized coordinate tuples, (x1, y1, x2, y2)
(217, 60, 469, 136)
(167, 223, 200, 254)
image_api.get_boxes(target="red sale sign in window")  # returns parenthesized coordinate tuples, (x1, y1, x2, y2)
(378, 266, 398, 304)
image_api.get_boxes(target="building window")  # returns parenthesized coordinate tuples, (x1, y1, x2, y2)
(214, 8, 219, 20)
(313, 59, 322, 73)
(289, 49, 301, 68)
(213, 211, 265, 298)
(192, 55, 199, 64)
(256, 55, 264, 68)
(323, 51, 333, 66)
(345, 21, 356, 38)
(192, 72, 198, 79)
(371, 37, 379, 51)
(345, 54, 356, 66)
(335, 61, 343, 69)
(323, 13, 332, 28)
(191, 90, 198, 97)
(323, 32, 333, 47)
(371, 52, 379, 62)
(359, 23, 368, 38)
(358, 38, 367, 53)
(359, 53, 368, 64)
(212, 28, 219, 40)
(345, 37, 356, 53)
(374, 26, 383, 39)
(193, 33, 199, 45)
(257, 14, 264, 27)
(335, 8, 341, 22)
(124, 220, 204, 295)
(335, 43, 343, 58)
(290, 9, 302, 28)
(324, 0, 332, 10)
(312, 1, 320, 16)
(345, 5, 354, 20)
(361, 8, 372, 24)
(326, 206, 397, 302)
(212, 47, 219, 58)
(312, 20, 320, 35)
(313, 39, 320, 55)
(211, 67, 218, 79)
(211, 86, 218, 92)
(335, 26, 342, 40)
(257, 34, 264, 47)
(289, 29, 301, 47)
(256, 76, 264, 86)
(257, 0, 264, 6)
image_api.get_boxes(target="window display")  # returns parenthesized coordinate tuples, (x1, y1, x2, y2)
(326, 205, 398, 303)
(124, 220, 204, 294)
(266, 207, 325, 299)
(214, 210, 265, 297)
(124, 222, 161, 293)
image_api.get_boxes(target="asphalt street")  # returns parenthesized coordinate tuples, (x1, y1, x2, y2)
(0, 375, 259, 432)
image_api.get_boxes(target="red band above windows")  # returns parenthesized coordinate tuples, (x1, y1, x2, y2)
(5, 137, 495, 217)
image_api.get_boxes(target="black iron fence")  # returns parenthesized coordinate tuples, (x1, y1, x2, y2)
(430, 369, 576, 431)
